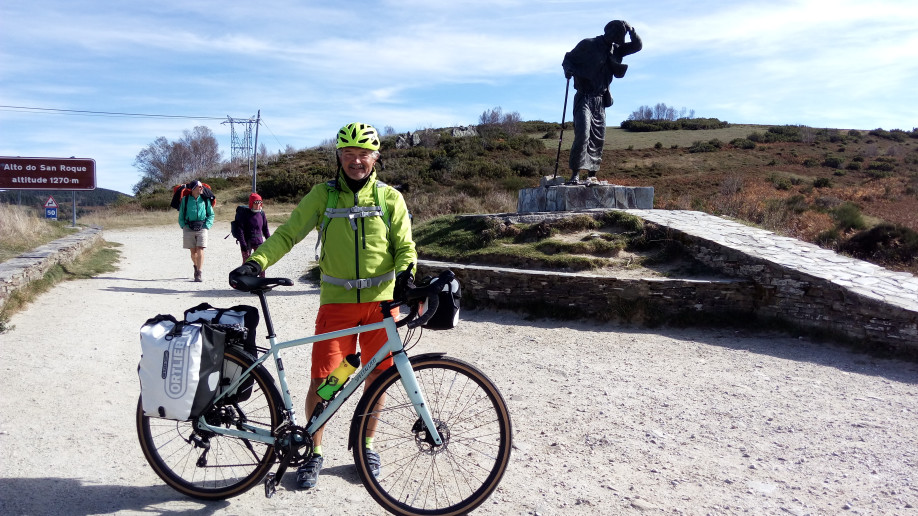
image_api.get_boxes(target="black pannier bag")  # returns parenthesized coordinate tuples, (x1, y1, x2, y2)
(184, 303, 260, 403)
(138, 315, 226, 420)
(418, 275, 461, 330)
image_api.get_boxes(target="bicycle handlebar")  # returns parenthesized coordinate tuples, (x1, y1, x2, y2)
(229, 269, 455, 330)
(398, 269, 455, 329)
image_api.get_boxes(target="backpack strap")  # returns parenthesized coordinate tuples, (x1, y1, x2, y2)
(314, 179, 394, 260)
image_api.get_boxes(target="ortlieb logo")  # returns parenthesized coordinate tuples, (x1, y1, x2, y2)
(164, 336, 190, 399)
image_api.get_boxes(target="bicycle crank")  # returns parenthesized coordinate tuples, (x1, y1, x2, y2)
(264, 425, 313, 498)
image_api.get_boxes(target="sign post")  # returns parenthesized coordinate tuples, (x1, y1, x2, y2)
(44, 195, 59, 221)
(1, 156, 96, 226)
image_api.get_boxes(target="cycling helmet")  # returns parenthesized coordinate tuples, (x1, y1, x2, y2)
(336, 123, 380, 151)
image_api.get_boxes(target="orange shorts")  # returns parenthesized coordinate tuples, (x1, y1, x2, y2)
(312, 302, 397, 379)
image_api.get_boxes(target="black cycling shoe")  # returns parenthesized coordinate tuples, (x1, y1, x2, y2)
(296, 455, 324, 489)
(365, 449, 381, 478)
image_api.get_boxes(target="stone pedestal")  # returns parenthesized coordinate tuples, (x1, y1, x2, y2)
(517, 177, 654, 212)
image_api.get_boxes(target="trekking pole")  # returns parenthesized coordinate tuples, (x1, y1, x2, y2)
(553, 76, 571, 180)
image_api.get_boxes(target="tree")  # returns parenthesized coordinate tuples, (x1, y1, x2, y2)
(628, 103, 695, 122)
(132, 126, 222, 194)
(478, 106, 522, 137)
(132, 137, 172, 194)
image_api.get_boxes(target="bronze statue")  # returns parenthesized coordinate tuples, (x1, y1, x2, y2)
(562, 20, 642, 183)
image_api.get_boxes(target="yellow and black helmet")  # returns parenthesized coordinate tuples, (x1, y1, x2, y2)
(336, 122, 380, 151)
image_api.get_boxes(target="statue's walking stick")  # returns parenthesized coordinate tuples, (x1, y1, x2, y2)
(553, 76, 571, 180)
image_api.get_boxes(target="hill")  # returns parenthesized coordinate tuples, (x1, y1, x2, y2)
(132, 121, 918, 275)
(0, 187, 132, 214)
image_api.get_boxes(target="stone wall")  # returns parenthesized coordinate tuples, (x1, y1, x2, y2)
(0, 227, 103, 310)
(659, 226, 918, 355)
(417, 214, 918, 358)
(518, 183, 654, 212)
(417, 261, 756, 327)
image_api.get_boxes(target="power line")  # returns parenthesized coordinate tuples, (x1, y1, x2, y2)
(0, 104, 227, 121)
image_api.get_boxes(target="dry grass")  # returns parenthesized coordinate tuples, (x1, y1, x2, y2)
(0, 204, 77, 262)
(77, 200, 302, 229)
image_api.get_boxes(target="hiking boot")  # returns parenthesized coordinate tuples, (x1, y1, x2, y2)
(568, 171, 580, 183)
(194, 269, 203, 282)
(296, 455, 324, 489)
(365, 449, 381, 478)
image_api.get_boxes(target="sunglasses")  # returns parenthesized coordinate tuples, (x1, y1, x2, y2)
(253, 201, 263, 204)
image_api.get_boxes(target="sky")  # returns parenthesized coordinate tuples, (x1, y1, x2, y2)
(2, 0, 917, 196)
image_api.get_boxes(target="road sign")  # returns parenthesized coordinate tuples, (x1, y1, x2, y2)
(44, 195, 58, 220)
(0, 156, 96, 190)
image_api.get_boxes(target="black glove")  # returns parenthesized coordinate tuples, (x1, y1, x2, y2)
(229, 261, 262, 288)
(394, 265, 415, 301)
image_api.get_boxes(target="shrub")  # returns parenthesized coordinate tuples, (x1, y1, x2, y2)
(803, 158, 819, 168)
(688, 140, 718, 153)
(767, 174, 792, 190)
(813, 177, 832, 188)
(785, 194, 809, 213)
(730, 138, 756, 149)
(822, 156, 844, 168)
(840, 224, 918, 265)
(832, 202, 866, 231)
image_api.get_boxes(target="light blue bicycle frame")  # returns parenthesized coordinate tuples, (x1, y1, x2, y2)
(195, 314, 443, 447)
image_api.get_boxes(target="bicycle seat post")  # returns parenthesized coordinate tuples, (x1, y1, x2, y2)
(254, 290, 277, 339)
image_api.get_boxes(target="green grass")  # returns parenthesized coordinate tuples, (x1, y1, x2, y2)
(0, 241, 121, 334)
(414, 211, 657, 272)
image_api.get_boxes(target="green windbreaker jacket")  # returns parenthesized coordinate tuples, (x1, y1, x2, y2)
(247, 168, 417, 305)
(178, 194, 215, 229)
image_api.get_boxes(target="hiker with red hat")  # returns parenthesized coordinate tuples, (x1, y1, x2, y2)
(233, 192, 271, 276)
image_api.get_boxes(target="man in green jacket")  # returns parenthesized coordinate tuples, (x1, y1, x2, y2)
(178, 180, 215, 282)
(229, 122, 417, 489)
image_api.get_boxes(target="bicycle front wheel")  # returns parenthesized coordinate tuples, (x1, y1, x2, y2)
(352, 355, 512, 516)
(136, 349, 282, 500)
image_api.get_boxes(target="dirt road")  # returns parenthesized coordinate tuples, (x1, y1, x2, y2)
(1, 224, 916, 515)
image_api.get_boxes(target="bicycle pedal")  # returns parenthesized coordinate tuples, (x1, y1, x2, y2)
(264, 473, 277, 498)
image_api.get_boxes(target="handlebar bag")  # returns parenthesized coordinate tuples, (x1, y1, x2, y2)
(138, 315, 226, 420)
(420, 278, 461, 330)
(184, 303, 260, 403)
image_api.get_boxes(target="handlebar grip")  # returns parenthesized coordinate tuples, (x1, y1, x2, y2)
(407, 290, 440, 329)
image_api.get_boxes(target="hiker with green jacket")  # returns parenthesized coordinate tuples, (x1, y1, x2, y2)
(178, 180, 215, 282)
(229, 122, 416, 489)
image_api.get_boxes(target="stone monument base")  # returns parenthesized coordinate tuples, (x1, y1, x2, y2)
(517, 176, 654, 212)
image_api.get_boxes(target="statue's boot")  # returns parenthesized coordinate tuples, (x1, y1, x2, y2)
(568, 169, 589, 183)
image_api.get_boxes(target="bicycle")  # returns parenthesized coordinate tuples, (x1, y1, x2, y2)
(136, 269, 513, 516)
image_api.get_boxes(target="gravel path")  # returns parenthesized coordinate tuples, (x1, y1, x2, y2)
(1, 223, 916, 515)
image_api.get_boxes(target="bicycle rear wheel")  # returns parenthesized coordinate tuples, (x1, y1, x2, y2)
(352, 355, 512, 516)
(136, 349, 282, 500)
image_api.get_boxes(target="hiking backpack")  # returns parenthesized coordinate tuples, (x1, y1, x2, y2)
(170, 182, 216, 211)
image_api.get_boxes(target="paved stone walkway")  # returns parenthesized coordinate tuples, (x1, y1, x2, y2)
(626, 209, 918, 312)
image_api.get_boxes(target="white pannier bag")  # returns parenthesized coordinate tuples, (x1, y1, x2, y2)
(138, 314, 226, 420)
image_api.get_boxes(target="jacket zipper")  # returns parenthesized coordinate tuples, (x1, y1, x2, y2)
(353, 191, 361, 303)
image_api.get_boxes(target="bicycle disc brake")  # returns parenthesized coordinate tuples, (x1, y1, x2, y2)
(411, 418, 450, 455)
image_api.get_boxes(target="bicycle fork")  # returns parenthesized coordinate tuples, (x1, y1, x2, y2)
(392, 351, 444, 447)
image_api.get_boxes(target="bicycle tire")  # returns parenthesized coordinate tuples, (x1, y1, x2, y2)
(136, 348, 282, 500)
(351, 354, 513, 515)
